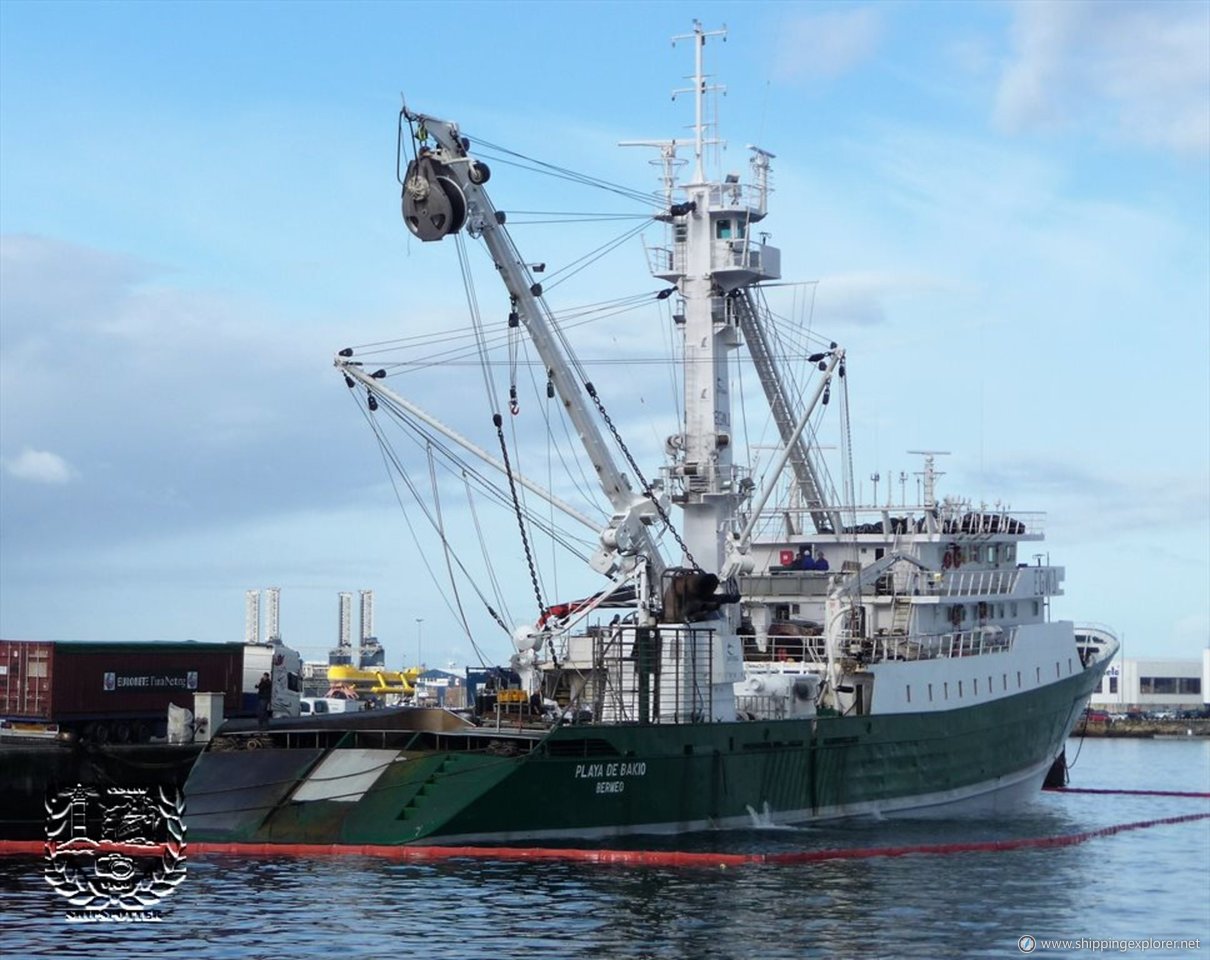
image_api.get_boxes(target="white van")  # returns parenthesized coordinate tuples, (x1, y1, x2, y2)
(300, 696, 362, 715)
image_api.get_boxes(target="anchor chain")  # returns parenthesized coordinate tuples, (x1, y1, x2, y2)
(494, 414, 546, 622)
(584, 383, 700, 571)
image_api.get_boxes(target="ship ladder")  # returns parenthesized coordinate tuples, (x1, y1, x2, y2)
(890, 596, 912, 637)
(399, 758, 451, 820)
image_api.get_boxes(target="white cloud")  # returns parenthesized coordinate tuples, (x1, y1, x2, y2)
(775, 7, 885, 81)
(0, 232, 380, 549)
(977, 456, 1209, 545)
(3, 448, 75, 484)
(809, 271, 950, 327)
(996, 0, 1210, 156)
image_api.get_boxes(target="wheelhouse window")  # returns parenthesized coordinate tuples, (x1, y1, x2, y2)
(715, 218, 746, 240)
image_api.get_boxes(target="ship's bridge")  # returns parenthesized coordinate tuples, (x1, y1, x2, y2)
(647, 174, 781, 287)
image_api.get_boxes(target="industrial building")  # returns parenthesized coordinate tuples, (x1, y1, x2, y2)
(1088, 646, 1209, 714)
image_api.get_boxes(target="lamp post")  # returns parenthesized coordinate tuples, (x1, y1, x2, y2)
(415, 618, 424, 670)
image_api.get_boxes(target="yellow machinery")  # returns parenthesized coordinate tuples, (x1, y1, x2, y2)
(327, 665, 421, 697)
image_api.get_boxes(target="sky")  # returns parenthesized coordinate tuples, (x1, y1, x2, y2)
(1, 0, 1207, 670)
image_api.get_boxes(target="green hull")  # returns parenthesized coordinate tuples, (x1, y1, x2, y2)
(184, 665, 1100, 846)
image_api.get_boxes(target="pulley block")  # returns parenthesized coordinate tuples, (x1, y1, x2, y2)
(401, 155, 467, 241)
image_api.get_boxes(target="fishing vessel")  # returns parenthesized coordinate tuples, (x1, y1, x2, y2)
(183, 23, 1117, 846)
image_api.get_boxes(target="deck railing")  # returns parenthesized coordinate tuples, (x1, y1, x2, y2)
(744, 632, 828, 664)
(856, 626, 1018, 664)
(938, 569, 1021, 597)
(734, 693, 791, 720)
(586, 624, 717, 725)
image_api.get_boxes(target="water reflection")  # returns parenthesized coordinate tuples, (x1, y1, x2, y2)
(1, 740, 1205, 959)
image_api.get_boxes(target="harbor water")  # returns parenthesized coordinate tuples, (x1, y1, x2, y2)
(1, 737, 1206, 959)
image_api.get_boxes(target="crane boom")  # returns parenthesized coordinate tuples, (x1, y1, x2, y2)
(397, 110, 666, 580)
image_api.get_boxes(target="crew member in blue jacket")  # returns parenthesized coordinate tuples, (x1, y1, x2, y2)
(794, 546, 829, 571)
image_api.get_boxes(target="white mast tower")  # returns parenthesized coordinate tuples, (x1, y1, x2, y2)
(650, 23, 785, 714)
(244, 589, 261, 645)
(265, 586, 281, 643)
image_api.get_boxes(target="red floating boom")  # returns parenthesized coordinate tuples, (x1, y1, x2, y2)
(2, 812, 1206, 867)
(1044, 787, 1210, 799)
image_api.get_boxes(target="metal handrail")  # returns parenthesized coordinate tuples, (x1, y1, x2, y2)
(858, 626, 1018, 663)
(592, 624, 717, 724)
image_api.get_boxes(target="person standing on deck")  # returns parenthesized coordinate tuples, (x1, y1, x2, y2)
(256, 672, 272, 727)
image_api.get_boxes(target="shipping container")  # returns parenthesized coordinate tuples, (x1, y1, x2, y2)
(0, 639, 301, 743)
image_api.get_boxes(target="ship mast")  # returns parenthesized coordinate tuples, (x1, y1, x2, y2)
(661, 22, 782, 574)
(644, 22, 838, 558)
(672, 21, 726, 184)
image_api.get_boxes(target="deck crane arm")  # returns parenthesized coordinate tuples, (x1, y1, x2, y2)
(392, 109, 667, 582)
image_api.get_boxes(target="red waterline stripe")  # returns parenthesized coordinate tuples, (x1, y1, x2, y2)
(198, 842, 757, 867)
(1, 813, 1206, 867)
(1044, 787, 1210, 798)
